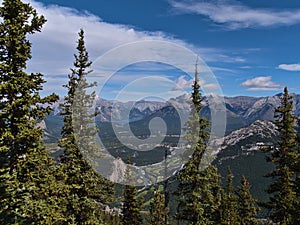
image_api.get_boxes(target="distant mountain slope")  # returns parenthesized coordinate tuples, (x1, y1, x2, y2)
(42, 93, 300, 141)
(225, 93, 300, 123)
(214, 120, 278, 203)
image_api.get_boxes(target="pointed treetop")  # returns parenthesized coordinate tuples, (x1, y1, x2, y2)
(195, 56, 199, 82)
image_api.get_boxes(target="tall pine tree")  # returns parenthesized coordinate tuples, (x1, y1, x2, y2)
(175, 63, 222, 224)
(220, 167, 239, 225)
(295, 135, 300, 224)
(265, 87, 298, 225)
(58, 29, 115, 224)
(202, 165, 222, 224)
(0, 0, 65, 223)
(148, 186, 166, 225)
(237, 176, 259, 225)
(121, 159, 143, 225)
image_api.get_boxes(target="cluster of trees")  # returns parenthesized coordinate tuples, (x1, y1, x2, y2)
(171, 66, 259, 225)
(0, 0, 115, 224)
(0, 0, 299, 224)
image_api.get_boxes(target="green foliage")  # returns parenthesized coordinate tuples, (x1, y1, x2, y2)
(0, 0, 64, 223)
(182, 64, 209, 164)
(175, 64, 223, 225)
(1, 2, 298, 224)
(121, 161, 143, 225)
(264, 87, 299, 225)
(220, 167, 239, 225)
(121, 184, 143, 225)
(237, 176, 259, 225)
(58, 29, 115, 224)
(202, 166, 223, 224)
(192, 165, 222, 225)
(295, 136, 300, 224)
(148, 186, 167, 225)
(220, 169, 259, 225)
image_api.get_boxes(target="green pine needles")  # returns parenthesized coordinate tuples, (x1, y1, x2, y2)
(1, 1, 298, 224)
(121, 160, 143, 225)
(265, 87, 299, 225)
(58, 29, 115, 224)
(0, 0, 62, 223)
(176, 64, 221, 225)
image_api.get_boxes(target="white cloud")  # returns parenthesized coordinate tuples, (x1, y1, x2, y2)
(172, 76, 219, 91)
(203, 83, 219, 90)
(20, 0, 245, 75)
(172, 75, 193, 90)
(240, 76, 283, 91)
(170, 0, 300, 29)
(278, 63, 300, 71)
(0, 0, 237, 97)
(25, 0, 170, 76)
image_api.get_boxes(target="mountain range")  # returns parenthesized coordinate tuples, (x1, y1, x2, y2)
(43, 93, 300, 142)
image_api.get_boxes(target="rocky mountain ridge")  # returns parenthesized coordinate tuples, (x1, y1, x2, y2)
(214, 120, 278, 156)
(48, 93, 300, 121)
(213, 119, 279, 202)
(43, 93, 300, 141)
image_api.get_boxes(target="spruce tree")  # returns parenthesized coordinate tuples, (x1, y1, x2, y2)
(162, 148, 170, 225)
(237, 176, 259, 225)
(149, 186, 166, 225)
(121, 160, 143, 225)
(58, 29, 115, 224)
(202, 165, 223, 224)
(265, 87, 298, 225)
(220, 167, 239, 225)
(295, 136, 300, 224)
(175, 64, 223, 225)
(0, 0, 65, 223)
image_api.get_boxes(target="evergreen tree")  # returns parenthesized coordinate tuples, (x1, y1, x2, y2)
(175, 64, 222, 225)
(0, 0, 65, 223)
(148, 149, 170, 225)
(220, 167, 239, 225)
(121, 160, 143, 225)
(237, 176, 259, 225)
(149, 186, 166, 225)
(202, 165, 223, 224)
(58, 29, 115, 224)
(265, 87, 298, 225)
(162, 147, 170, 225)
(295, 135, 300, 224)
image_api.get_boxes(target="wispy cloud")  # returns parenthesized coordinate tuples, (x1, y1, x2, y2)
(172, 76, 193, 90)
(25, 0, 170, 77)
(172, 76, 219, 91)
(278, 63, 300, 71)
(169, 0, 300, 29)
(24, 0, 232, 77)
(203, 83, 219, 90)
(0, 0, 241, 96)
(10, 0, 195, 96)
(3, 0, 237, 96)
(240, 76, 283, 91)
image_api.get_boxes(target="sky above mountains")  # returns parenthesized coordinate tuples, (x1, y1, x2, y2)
(11, 0, 300, 99)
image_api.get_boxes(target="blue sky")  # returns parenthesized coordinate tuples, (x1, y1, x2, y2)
(9, 0, 300, 99)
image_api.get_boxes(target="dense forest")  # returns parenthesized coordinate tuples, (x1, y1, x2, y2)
(0, 0, 299, 224)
